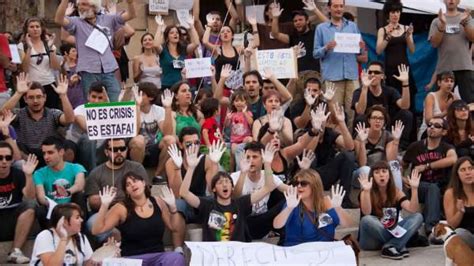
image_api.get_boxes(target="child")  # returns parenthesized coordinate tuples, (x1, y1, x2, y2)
(225, 89, 253, 169)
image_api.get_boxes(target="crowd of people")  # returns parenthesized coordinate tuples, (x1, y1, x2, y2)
(0, 0, 473, 265)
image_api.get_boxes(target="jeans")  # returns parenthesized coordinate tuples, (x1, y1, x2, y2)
(455, 228, 474, 249)
(86, 213, 113, 243)
(80, 71, 121, 102)
(415, 181, 442, 233)
(359, 213, 423, 250)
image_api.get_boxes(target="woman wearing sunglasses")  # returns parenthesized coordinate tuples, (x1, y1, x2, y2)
(273, 169, 353, 246)
(19, 17, 61, 109)
(358, 161, 423, 260)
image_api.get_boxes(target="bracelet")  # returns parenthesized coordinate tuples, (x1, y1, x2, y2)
(252, 31, 258, 34)
(402, 84, 409, 88)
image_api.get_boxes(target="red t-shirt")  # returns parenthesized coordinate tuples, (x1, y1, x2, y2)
(0, 34, 10, 92)
(201, 117, 221, 146)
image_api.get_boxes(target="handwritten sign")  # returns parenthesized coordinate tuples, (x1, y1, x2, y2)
(185, 57, 212, 79)
(334, 33, 361, 54)
(256, 48, 297, 79)
(186, 241, 357, 266)
(176, 9, 190, 29)
(245, 5, 265, 24)
(169, 0, 193, 10)
(102, 258, 142, 266)
(149, 0, 169, 14)
(9, 44, 21, 64)
(85, 102, 137, 140)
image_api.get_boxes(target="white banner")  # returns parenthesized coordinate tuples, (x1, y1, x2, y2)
(334, 33, 361, 54)
(103, 258, 142, 266)
(169, 0, 193, 11)
(149, 0, 169, 14)
(185, 241, 357, 266)
(256, 48, 297, 79)
(185, 57, 213, 79)
(85, 102, 137, 140)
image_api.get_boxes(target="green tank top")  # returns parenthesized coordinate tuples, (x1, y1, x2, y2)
(176, 113, 201, 137)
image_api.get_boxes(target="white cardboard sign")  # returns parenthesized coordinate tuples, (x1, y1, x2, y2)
(149, 0, 169, 14)
(334, 33, 361, 54)
(184, 57, 212, 79)
(186, 241, 357, 266)
(256, 48, 297, 79)
(85, 102, 137, 140)
(9, 44, 21, 64)
(169, 0, 193, 10)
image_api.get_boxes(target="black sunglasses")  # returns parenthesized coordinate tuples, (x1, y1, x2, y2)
(294, 180, 310, 187)
(108, 146, 127, 153)
(0, 155, 13, 161)
(427, 122, 444, 129)
(368, 70, 383, 75)
(36, 53, 44, 65)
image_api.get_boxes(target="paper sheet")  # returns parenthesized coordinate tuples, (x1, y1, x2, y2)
(85, 29, 109, 55)
(9, 44, 21, 64)
(46, 196, 58, 220)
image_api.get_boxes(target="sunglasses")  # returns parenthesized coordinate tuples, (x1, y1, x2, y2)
(368, 70, 383, 75)
(294, 180, 310, 187)
(108, 146, 127, 153)
(0, 155, 13, 161)
(427, 122, 444, 129)
(36, 53, 44, 65)
(370, 116, 385, 121)
(184, 141, 200, 148)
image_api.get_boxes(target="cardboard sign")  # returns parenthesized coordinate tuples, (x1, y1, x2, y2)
(185, 57, 212, 79)
(9, 44, 21, 64)
(149, 0, 169, 15)
(169, 0, 193, 10)
(102, 258, 142, 266)
(256, 48, 297, 79)
(85, 102, 137, 140)
(176, 9, 190, 29)
(245, 5, 265, 24)
(334, 33, 361, 54)
(186, 241, 357, 266)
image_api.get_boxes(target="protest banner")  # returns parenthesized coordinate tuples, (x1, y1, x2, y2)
(186, 241, 357, 266)
(185, 57, 212, 79)
(334, 33, 361, 54)
(149, 0, 169, 15)
(169, 0, 193, 10)
(256, 48, 297, 79)
(85, 102, 137, 140)
(102, 258, 142, 266)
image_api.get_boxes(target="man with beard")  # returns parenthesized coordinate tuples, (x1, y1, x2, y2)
(1, 73, 75, 167)
(403, 117, 457, 240)
(34, 136, 86, 229)
(84, 138, 148, 242)
(54, 0, 137, 101)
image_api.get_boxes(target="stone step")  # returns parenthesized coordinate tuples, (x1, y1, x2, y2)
(0, 240, 34, 265)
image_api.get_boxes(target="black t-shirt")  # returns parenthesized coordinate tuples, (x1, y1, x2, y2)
(289, 28, 320, 72)
(198, 195, 252, 242)
(351, 85, 401, 117)
(181, 156, 207, 197)
(0, 168, 25, 210)
(314, 128, 340, 167)
(403, 140, 454, 183)
(289, 98, 327, 129)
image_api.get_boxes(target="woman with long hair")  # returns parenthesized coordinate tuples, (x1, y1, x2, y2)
(358, 161, 423, 260)
(30, 203, 93, 265)
(443, 156, 474, 249)
(19, 17, 61, 109)
(132, 32, 163, 90)
(171, 81, 204, 137)
(153, 15, 200, 90)
(92, 172, 185, 265)
(273, 169, 353, 246)
(445, 100, 474, 159)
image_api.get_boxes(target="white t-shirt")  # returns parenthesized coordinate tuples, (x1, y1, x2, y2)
(140, 104, 165, 145)
(230, 170, 283, 215)
(66, 104, 86, 143)
(18, 43, 56, 86)
(30, 229, 93, 266)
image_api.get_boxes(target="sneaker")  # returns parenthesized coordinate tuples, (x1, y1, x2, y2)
(381, 246, 403, 260)
(398, 248, 410, 258)
(8, 248, 30, 264)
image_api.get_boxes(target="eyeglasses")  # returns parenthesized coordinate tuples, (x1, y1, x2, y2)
(370, 116, 385, 121)
(427, 122, 444, 129)
(0, 155, 13, 161)
(184, 141, 200, 148)
(368, 70, 383, 75)
(108, 146, 127, 153)
(294, 180, 310, 187)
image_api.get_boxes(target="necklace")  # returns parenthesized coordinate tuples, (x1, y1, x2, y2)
(136, 198, 152, 212)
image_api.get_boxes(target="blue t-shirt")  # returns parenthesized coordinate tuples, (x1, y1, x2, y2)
(33, 162, 86, 204)
(282, 204, 340, 246)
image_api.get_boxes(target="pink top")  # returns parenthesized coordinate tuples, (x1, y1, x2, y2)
(229, 111, 253, 144)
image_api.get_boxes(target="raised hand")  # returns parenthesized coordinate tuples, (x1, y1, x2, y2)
(186, 15, 195, 28)
(323, 82, 336, 101)
(99, 186, 117, 206)
(52, 75, 68, 95)
(355, 122, 368, 143)
(330, 184, 346, 208)
(269, 109, 284, 132)
(361, 69, 375, 88)
(438, 9, 446, 26)
(65, 2, 76, 16)
(285, 186, 301, 209)
(161, 89, 174, 108)
(391, 120, 404, 140)
(311, 103, 330, 131)
(220, 64, 233, 79)
(460, 8, 471, 24)
(159, 186, 177, 209)
(22, 154, 38, 176)
(56, 216, 69, 240)
(393, 64, 409, 84)
(16, 72, 29, 94)
(46, 33, 56, 48)
(407, 168, 421, 189)
(0, 110, 16, 129)
(208, 140, 226, 163)
(302, 0, 317, 12)
(185, 144, 203, 168)
(406, 23, 414, 38)
(262, 142, 277, 164)
(304, 87, 317, 106)
(296, 149, 316, 170)
(334, 103, 345, 123)
(293, 41, 306, 58)
(132, 85, 143, 106)
(358, 173, 372, 191)
(239, 153, 251, 173)
(247, 11, 257, 26)
(167, 144, 183, 168)
(155, 15, 165, 27)
(262, 68, 275, 80)
(271, 2, 284, 18)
